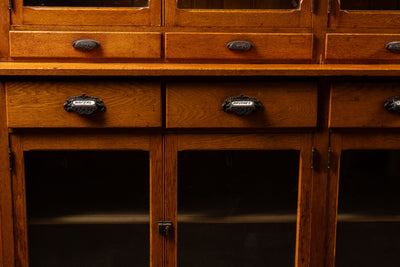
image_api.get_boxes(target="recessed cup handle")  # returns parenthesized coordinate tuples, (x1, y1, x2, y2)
(384, 96, 400, 113)
(222, 95, 263, 116)
(64, 94, 106, 115)
(226, 41, 254, 51)
(72, 39, 100, 51)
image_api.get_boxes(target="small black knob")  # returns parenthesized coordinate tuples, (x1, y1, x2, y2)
(222, 95, 263, 116)
(384, 96, 400, 113)
(72, 39, 100, 51)
(64, 94, 106, 115)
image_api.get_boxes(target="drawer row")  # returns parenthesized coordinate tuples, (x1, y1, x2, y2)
(9, 31, 400, 62)
(6, 81, 400, 129)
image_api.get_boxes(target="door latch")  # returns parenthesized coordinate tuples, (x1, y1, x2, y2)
(158, 221, 173, 236)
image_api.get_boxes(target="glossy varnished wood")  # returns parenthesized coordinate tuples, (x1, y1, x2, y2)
(165, 33, 313, 61)
(0, 83, 14, 267)
(10, 31, 162, 59)
(164, 133, 314, 267)
(6, 81, 162, 128)
(329, 82, 400, 128)
(0, 0, 9, 60)
(10, 133, 164, 267)
(166, 82, 318, 128)
(325, 34, 400, 63)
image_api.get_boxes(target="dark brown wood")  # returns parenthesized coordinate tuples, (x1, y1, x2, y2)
(10, 31, 162, 59)
(166, 82, 318, 128)
(329, 82, 400, 128)
(165, 33, 313, 61)
(7, 81, 162, 128)
(0, 82, 14, 267)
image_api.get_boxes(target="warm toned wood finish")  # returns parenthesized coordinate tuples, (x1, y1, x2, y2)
(327, 133, 400, 267)
(166, 82, 318, 128)
(329, 82, 400, 128)
(165, 0, 312, 27)
(165, 133, 313, 267)
(329, 0, 400, 29)
(325, 34, 400, 63)
(3, 63, 400, 76)
(10, 31, 162, 60)
(165, 33, 313, 61)
(0, 83, 14, 267)
(6, 81, 162, 128)
(11, 3, 161, 26)
(10, 133, 163, 267)
(0, 0, 9, 60)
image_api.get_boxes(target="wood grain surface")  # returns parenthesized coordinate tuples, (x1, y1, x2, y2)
(165, 33, 313, 61)
(326, 34, 400, 63)
(10, 31, 162, 59)
(329, 82, 400, 128)
(167, 82, 318, 128)
(7, 81, 162, 128)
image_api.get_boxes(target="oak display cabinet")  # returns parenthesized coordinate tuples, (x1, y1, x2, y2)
(2, 0, 400, 267)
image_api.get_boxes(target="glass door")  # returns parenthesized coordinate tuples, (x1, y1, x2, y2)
(10, 134, 163, 267)
(327, 133, 400, 267)
(329, 0, 400, 28)
(165, 134, 313, 267)
(165, 0, 312, 27)
(12, 0, 160, 25)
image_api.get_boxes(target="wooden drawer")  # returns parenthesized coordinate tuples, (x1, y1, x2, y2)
(6, 81, 161, 128)
(9, 31, 161, 60)
(325, 34, 400, 63)
(165, 33, 313, 61)
(330, 82, 400, 128)
(166, 82, 317, 128)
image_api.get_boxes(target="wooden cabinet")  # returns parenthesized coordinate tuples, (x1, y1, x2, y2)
(2, 1, 400, 267)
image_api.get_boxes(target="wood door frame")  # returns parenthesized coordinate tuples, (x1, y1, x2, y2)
(9, 133, 163, 267)
(327, 132, 400, 267)
(11, 0, 161, 26)
(329, 0, 400, 29)
(165, 133, 313, 267)
(165, 0, 312, 28)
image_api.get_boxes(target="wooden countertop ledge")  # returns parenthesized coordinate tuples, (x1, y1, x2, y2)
(1, 63, 400, 76)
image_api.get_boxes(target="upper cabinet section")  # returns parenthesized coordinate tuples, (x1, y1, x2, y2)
(11, 0, 161, 26)
(165, 0, 313, 28)
(329, 0, 400, 28)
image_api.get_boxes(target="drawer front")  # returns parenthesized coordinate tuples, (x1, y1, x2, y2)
(10, 31, 161, 59)
(325, 34, 400, 63)
(7, 81, 161, 128)
(165, 33, 313, 61)
(167, 82, 318, 128)
(330, 83, 400, 128)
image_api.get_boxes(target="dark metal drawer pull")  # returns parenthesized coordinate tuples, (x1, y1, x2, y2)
(222, 95, 263, 116)
(226, 41, 253, 51)
(384, 96, 400, 113)
(385, 41, 400, 53)
(64, 94, 106, 115)
(72, 39, 100, 51)
(158, 221, 173, 236)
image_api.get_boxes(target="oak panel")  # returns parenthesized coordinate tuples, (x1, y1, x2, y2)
(10, 31, 161, 59)
(6, 81, 161, 128)
(166, 82, 317, 128)
(326, 34, 400, 63)
(165, 33, 313, 61)
(329, 82, 400, 128)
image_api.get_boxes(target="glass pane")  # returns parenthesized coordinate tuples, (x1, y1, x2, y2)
(25, 151, 149, 267)
(24, 0, 148, 7)
(341, 0, 400, 10)
(336, 150, 400, 267)
(177, 0, 300, 10)
(178, 150, 299, 267)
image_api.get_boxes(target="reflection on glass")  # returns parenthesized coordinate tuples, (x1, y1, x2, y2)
(336, 150, 400, 267)
(178, 150, 299, 267)
(178, 0, 300, 10)
(25, 151, 150, 267)
(341, 0, 400, 10)
(24, 0, 148, 7)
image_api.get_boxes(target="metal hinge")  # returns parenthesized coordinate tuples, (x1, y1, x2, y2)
(311, 147, 316, 169)
(158, 221, 173, 236)
(9, 147, 14, 172)
(9, 0, 13, 11)
(311, 0, 315, 13)
(328, 0, 332, 14)
(327, 147, 332, 169)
